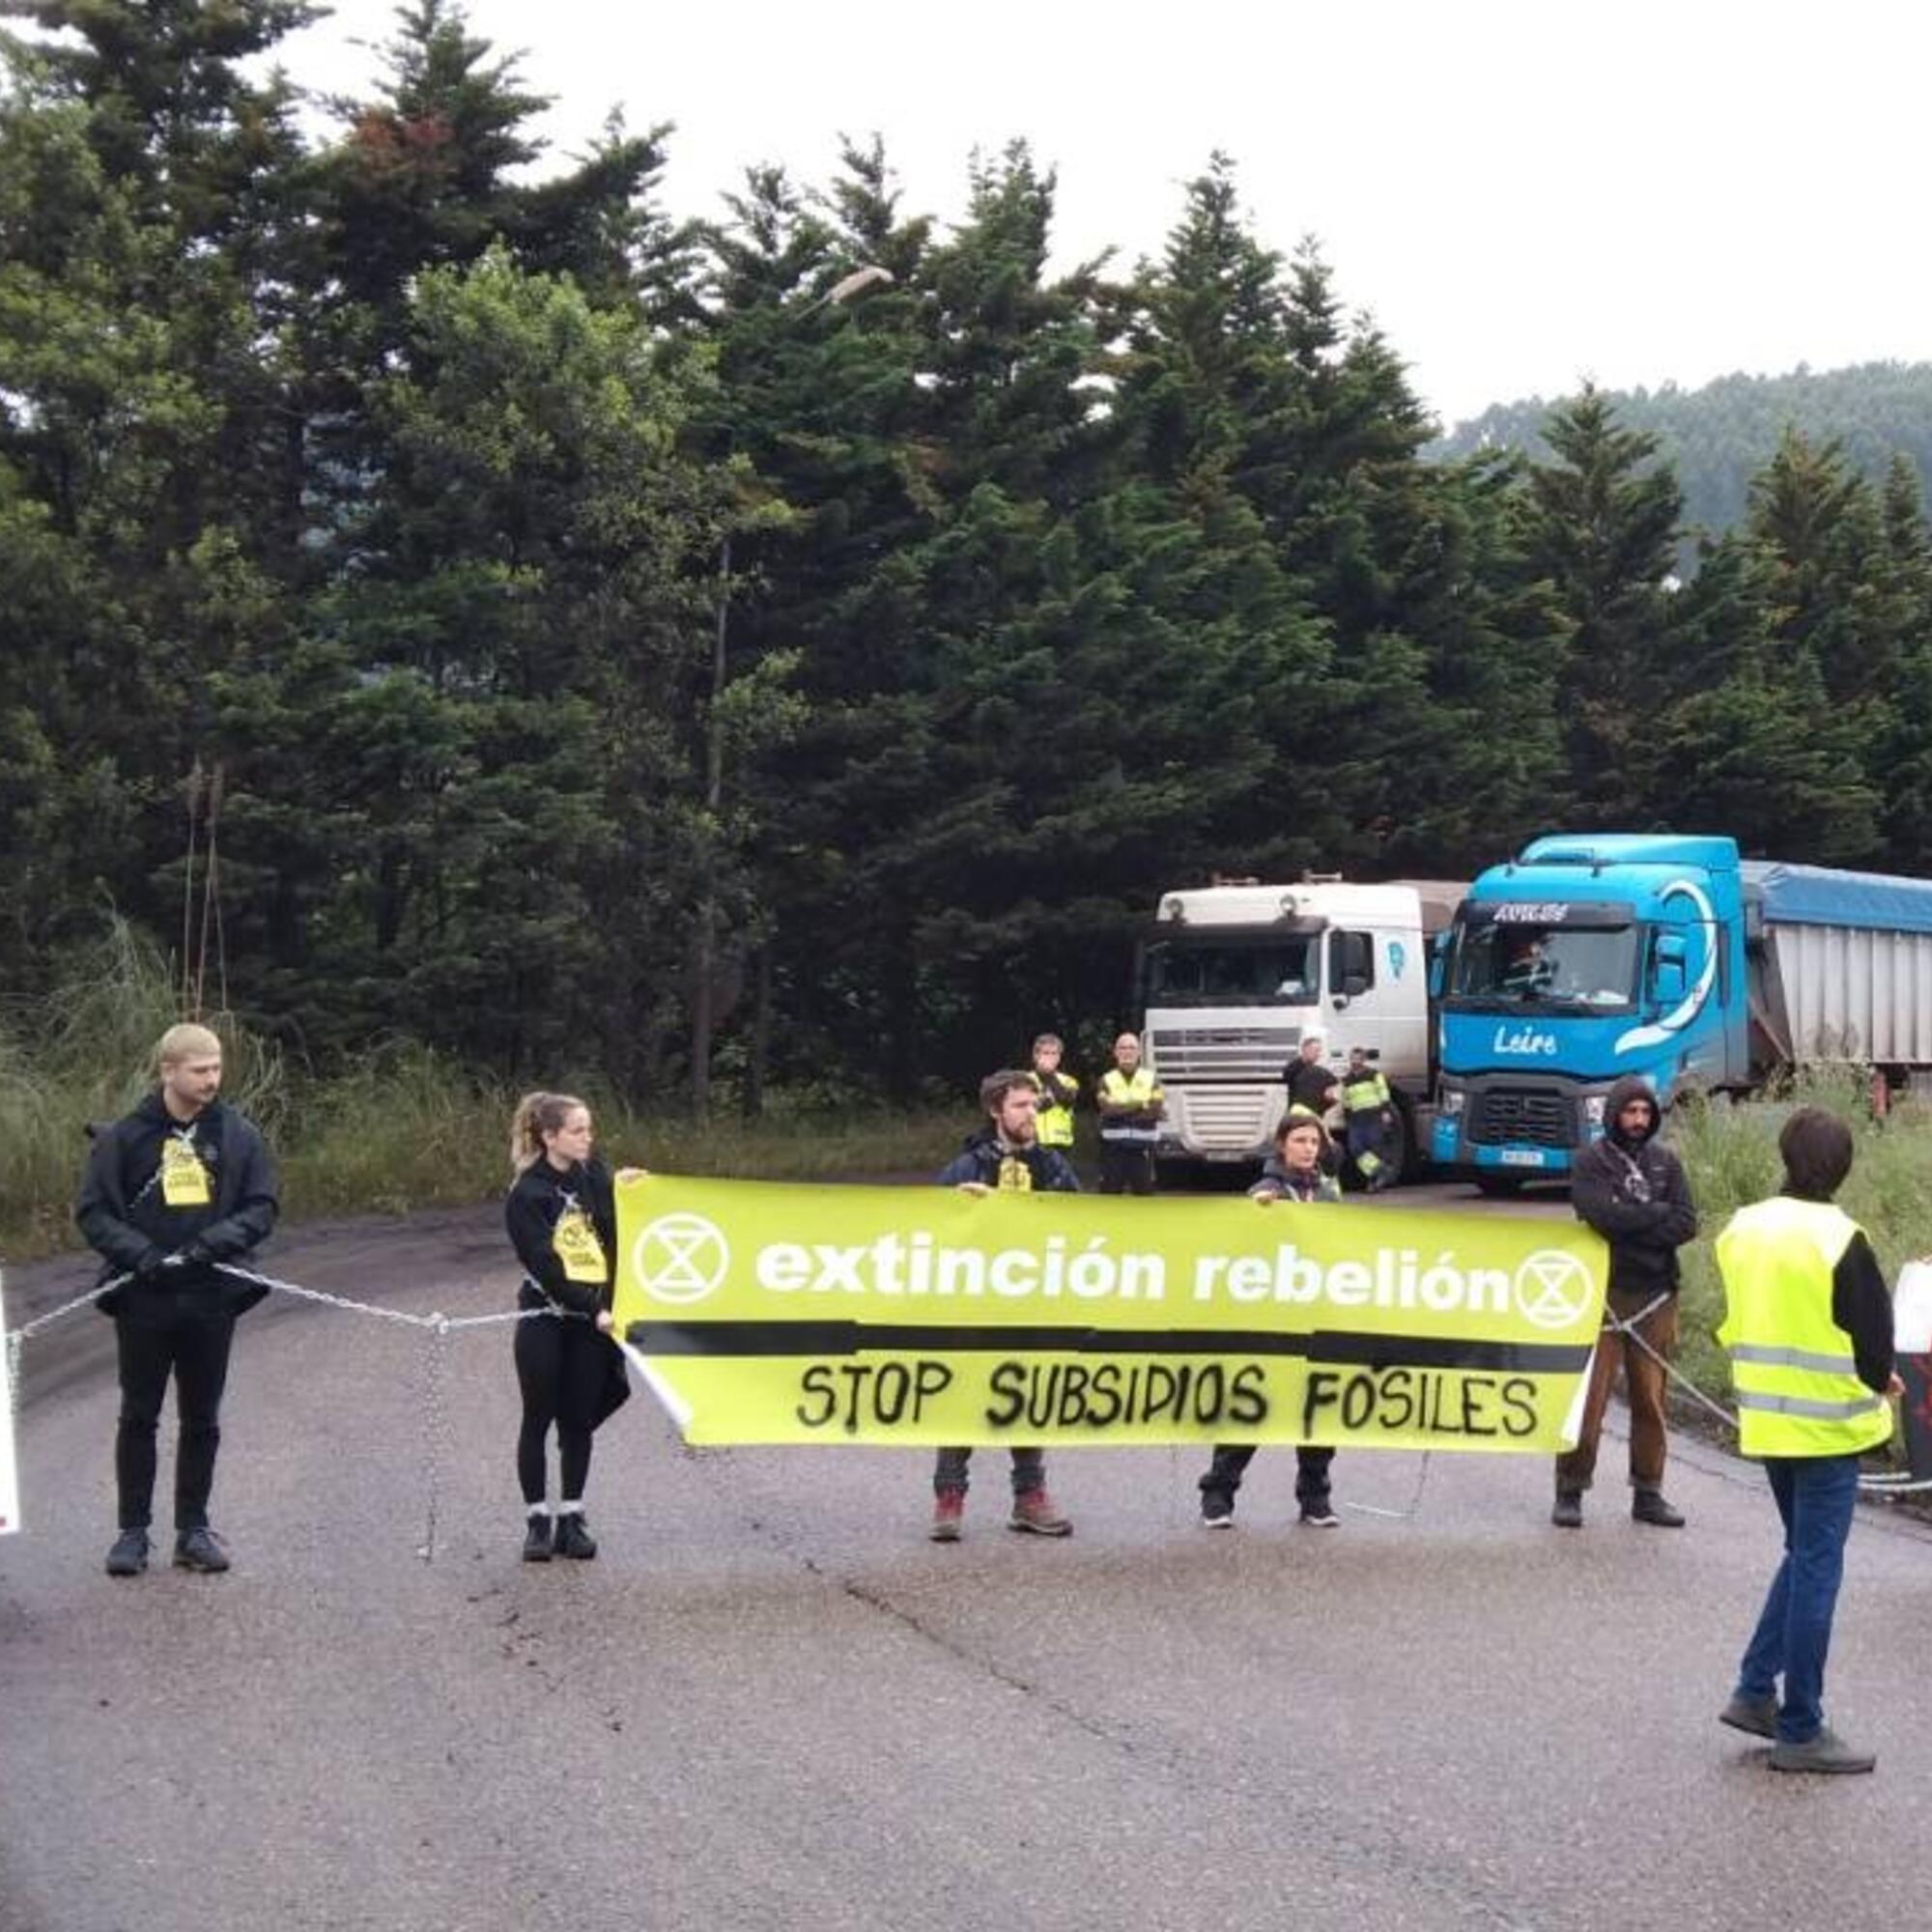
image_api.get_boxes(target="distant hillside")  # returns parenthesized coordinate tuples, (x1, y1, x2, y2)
(1430, 361, 1932, 542)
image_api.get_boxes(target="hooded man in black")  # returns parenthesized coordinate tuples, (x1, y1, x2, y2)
(76, 1023, 278, 1577)
(1553, 1074, 1697, 1529)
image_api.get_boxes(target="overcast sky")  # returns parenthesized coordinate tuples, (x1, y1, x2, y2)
(277, 0, 1932, 427)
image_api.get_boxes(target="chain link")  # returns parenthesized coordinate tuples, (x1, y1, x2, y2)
(8, 1260, 1927, 1507)
(1604, 1292, 1929, 1491)
(418, 1315, 451, 1563)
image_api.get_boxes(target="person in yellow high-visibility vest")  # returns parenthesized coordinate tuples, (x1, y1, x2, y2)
(1095, 1033, 1164, 1195)
(1029, 1034, 1079, 1153)
(1714, 1107, 1898, 1776)
(1339, 1046, 1398, 1192)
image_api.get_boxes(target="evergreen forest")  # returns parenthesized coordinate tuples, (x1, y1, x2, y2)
(1435, 362, 1932, 554)
(6, 0, 1931, 1108)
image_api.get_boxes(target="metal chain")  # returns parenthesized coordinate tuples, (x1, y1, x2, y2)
(418, 1315, 451, 1564)
(1605, 1292, 1930, 1492)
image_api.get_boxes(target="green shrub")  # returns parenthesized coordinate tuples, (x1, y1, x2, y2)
(0, 926, 964, 1261)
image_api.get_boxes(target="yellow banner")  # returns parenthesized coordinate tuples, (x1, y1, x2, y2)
(612, 1176, 1606, 1450)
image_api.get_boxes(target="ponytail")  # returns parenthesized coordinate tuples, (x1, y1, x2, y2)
(510, 1092, 586, 1176)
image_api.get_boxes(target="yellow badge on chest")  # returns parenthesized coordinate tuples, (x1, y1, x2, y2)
(553, 1206, 609, 1284)
(160, 1134, 213, 1208)
(996, 1156, 1034, 1192)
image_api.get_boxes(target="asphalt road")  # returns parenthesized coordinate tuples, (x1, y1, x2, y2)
(4, 1189, 1928, 1932)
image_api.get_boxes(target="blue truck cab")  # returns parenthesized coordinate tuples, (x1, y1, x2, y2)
(1430, 834, 1746, 1184)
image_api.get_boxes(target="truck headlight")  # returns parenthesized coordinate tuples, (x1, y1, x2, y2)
(1439, 1089, 1464, 1118)
(1584, 1095, 1606, 1127)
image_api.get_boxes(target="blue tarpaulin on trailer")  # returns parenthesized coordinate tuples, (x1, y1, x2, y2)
(1743, 862, 1932, 935)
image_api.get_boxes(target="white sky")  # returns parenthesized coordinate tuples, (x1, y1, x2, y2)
(276, 0, 1932, 427)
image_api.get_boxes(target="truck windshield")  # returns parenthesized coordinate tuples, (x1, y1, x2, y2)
(1447, 921, 1637, 1011)
(1142, 933, 1320, 1007)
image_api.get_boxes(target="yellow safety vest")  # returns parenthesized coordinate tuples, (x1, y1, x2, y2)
(1098, 1067, 1163, 1143)
(1031, 1070, 1079, 1148)
(1715, 1197, 1891, 1459)
(1341, 1069, 1391, 1114)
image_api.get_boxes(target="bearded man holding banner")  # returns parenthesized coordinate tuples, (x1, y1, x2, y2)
(928, 1069, 1079, 1542)
(77, 1023, 278, 1578)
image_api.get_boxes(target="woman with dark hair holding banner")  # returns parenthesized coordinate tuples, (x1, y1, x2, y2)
(1196, 1110, 1343, 1530)
(505, 1093, 633, 1563)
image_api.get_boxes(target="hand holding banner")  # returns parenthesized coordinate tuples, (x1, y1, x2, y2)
(613, 1177, 1606, 1451)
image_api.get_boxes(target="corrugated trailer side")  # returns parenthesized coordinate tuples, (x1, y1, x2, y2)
(1745, 862, 1932, 1068)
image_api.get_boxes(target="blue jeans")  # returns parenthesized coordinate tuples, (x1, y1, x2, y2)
(1734, 1453, 1861, 1744)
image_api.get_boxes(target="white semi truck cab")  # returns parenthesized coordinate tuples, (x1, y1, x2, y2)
(1138, 877, 1462, 1181)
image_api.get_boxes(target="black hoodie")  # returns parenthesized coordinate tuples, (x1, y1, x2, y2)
(1570, 1075, 1696, 1296)
(76, 1092, 278, 1321)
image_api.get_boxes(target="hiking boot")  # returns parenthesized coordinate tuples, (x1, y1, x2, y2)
(522, 1512, 554, 1563)
(1550, 1491, 1583, 1529)
(1298, 1500, 1341, 1529)
(105, 1528, 151, 1577)
(1633, 1489, 1685, 1528)
(929, 1492, 965, 1542)
(1769, 1725, 1876, 1775)
(1200, 1489, 1236, 1529)
(1009, 1490, 1072, 1536)
(172, 1526, 230, 1574)
(1719, 1693, 1778, 1740)
(554, 1512, 597, 1561)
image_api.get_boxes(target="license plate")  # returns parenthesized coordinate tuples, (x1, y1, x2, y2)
(1498, 1149, 1548, 1169)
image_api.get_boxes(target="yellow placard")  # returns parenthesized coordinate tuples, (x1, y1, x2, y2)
(553, 1206, 608, 1285)
(160, 1135, 212, 1208)
(613, 1177, 1606, 1451)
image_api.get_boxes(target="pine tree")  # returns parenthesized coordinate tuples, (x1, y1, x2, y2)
(1527, 384, 1683, 824)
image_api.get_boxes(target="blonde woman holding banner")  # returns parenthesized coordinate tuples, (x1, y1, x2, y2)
(505, 1094, 635, 1563)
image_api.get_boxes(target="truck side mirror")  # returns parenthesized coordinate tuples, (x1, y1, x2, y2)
(1428, 931, 1450, 1000)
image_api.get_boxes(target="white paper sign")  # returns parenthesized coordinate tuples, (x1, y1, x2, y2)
(0, 1277, 19, 1535)
(1893, 1260, 1932, 1357)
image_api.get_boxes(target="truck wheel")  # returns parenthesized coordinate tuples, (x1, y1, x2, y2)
(1473, 1174, 1524, 1199)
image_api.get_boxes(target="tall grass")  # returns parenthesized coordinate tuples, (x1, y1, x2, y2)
(1671, 1069, 1932, 1415)
(0, 923, 962, 1261)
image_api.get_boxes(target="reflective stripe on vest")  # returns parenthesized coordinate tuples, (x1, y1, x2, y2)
(1342, 1071, 1390, 1113)
(1715, 1196, 1891, 1459)
(1099, 1068, 1161, 1142)
(1033, 1071, 1078, 1147)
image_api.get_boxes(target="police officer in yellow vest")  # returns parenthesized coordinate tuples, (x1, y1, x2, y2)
(1029, 1033, 1079, 1152)
(1715, 1107, 1898, 1775)
(1096, 1032, 1164, 1195)
(1340, 1045, 1397, 1191)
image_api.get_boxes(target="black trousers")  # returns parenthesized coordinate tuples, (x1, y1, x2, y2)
(1201, 1442, 1336, 1507)
(1098, 1143, 1156, 1195)
(515, 1317, 622, 1506)
(114, 1313, 238, 1531)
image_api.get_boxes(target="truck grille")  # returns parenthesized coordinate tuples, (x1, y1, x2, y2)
(1149, 1027, 1301, 1084)
(1171, 1087, 1274, 1153)
(1468, 1087, 1575, 1149)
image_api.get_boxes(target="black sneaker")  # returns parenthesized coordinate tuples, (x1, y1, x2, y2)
(1632, 1490, 1686, 1528)
(554, 1512, 598, 1561)
(1719, 1693, 1778, 1740)
(1200, 1489, 1236, 1529)
(522, 1513, 554, 1563)
(1769, 1725, 1876, 1775)
(105, 1528, 151, 1577)
(1298, 1500, 1341, 1529)
(172, 1526, 230, 1574)
(1551, 1492, 1583, 1529)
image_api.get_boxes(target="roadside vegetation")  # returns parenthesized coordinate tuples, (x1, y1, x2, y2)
(1670, 1073, 1928, 1457)
(0, 928, 962, 1264)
